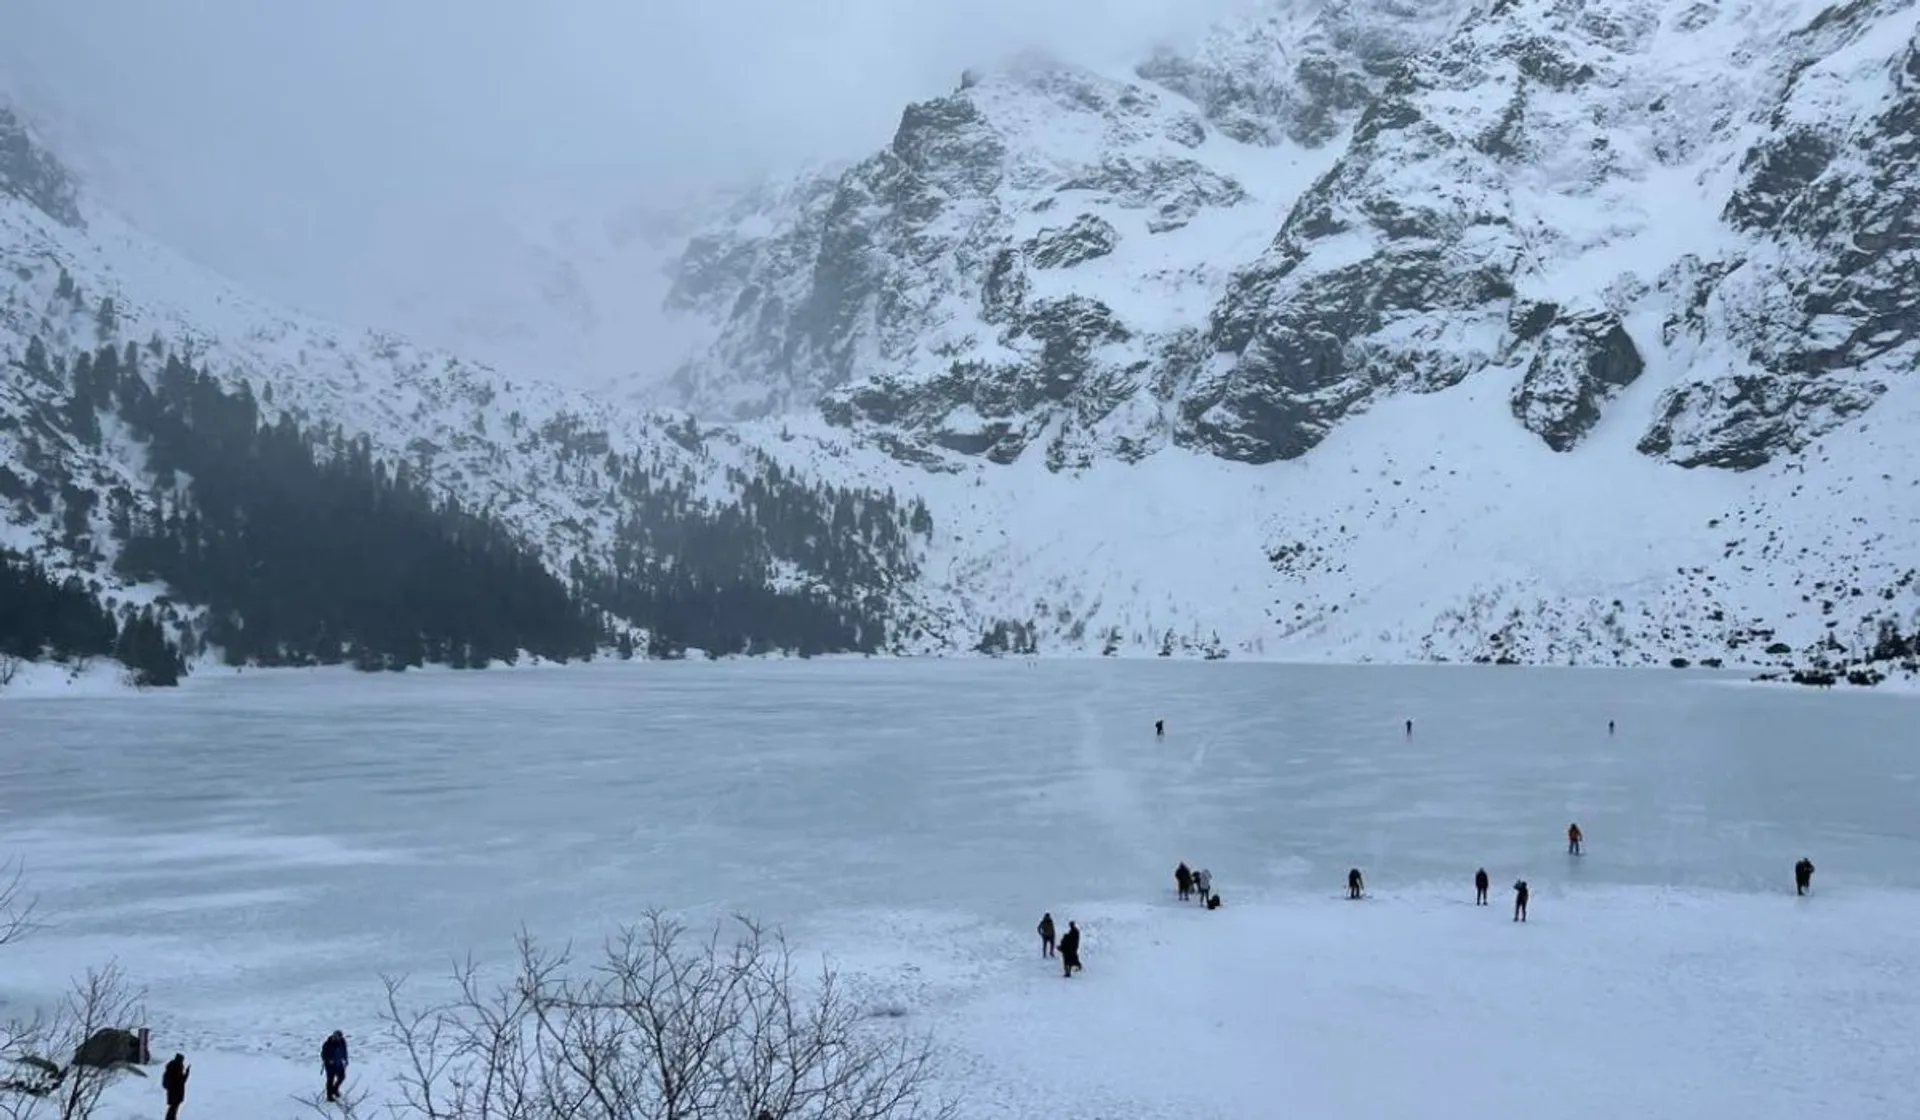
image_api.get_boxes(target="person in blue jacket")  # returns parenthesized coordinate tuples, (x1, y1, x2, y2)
(322, 1030, 349, 1102)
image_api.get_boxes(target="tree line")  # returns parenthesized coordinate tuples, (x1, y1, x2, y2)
(2, 321, 935, 682)
(0, 550, 183, 686)
(103, 347, 604, 670)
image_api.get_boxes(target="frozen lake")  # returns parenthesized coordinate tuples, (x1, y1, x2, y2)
(2, 660, 1918, 1118)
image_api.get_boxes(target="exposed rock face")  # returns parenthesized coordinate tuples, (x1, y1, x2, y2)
(662, 57, 1268, 463)
(1509, 307, 1645, 452)
(660, 0, 1918, 475)
(1637, 374, 1886, 470)
(1181, 2, 1615, 464)
(1641, 12, 1919, 470)
(1136, 0, 1469, 146)
(1025, 213, 1118, 270)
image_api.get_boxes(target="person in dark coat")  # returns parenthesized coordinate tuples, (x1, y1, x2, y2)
(1513, 880, 1530, 922)
(1474, 868, 1490, 906)
(1175, 862, 1193, 901)
(1058, 921, 1082, 977)
(322, 1030, 349, 1102)
(1567, 823, 1583, 855)
(1347, 868, 1364, 900)
(1037, 912, 1056, 958)
(1795, 857, 1815, 896)
(162, 1053, 189, 1120)
(1155, 719, 1165, 737)
(1404, 719, 1413, 736)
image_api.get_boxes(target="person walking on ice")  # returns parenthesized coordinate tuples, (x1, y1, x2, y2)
(1513, 879, 1530, 922)
(1474, 867, 1489, 905)
(161, 1053, 189, 1120)
(1156, 719, 1165, 737)
(1348, 868, 1364, 900)
(1795, 857, 1815, 896)
(322, 1030, 349, 1102)
(1175, 862, 1194, 901)
(1194, 867, 1213, 903)
(1567, 823, 1583, 855)
(1038, 912, 1056, 958)
(1058, 921, 1083, 978)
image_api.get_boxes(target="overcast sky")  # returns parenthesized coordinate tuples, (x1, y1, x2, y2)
(0, 0, 1242, 384)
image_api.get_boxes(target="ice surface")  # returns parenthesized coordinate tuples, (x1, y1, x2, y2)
(2, 661, 1918, 1118)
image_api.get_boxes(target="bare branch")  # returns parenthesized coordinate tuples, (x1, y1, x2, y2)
(378, 911, 957, 1120)
(291, 1081, 372, 1119)
(0, 860, 41, 948)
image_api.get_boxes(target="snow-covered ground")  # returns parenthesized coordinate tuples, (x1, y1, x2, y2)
(2, 661, 1917, 1118)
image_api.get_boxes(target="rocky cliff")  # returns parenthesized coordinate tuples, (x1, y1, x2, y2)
(663, 0, 1917, 476)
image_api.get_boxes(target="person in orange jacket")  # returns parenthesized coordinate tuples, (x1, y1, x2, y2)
(1567, 823, 1583, 855)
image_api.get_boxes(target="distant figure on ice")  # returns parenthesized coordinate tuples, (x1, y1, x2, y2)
(1512, 879, 1530, 922)
(1795, 857, 1815, 896)
(1175, 862, 1194, 901)
(162, 1053, 189, 1120)
(1059, 921, 1083, 977)
(1405, 719, 1413, 736)
(1194, 867, 1213, 902)
(1206, 892, 1222, 910)
(1156, 719, 1165, 737)
(1038, 912, 1056, 958)
(1474, 867, 1490, 906)
(1567, 823, 1583, 855)
(321, 1030, 349, 1102)
(1608, 719, 1615, 734)
(1347, 868, 1364, 899)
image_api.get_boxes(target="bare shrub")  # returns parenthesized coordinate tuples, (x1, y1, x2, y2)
(0, 963, 147, 1120)
(381, 911, 956, 1120)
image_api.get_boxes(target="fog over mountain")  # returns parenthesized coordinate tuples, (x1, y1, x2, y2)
(0, 0, 1238, 388)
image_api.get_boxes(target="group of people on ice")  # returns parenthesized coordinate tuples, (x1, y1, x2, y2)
(1354, 864, 1528, 920)
(1033, 717, 1824, 987)
(1174, 861, 1221, 909)
(1035, 912, 1082, 977)
(156, 1030, 348, 1117)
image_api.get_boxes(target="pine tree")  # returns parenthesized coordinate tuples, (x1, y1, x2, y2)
(22, 335, 53, 387)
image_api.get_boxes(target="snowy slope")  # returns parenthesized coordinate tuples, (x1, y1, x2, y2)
(738, 361, 1920, 666)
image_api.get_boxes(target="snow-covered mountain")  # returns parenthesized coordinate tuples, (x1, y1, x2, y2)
(662, 0, 1916, 469)
(4, 0, 1919, 673)
(649, 0, 1920, 665)
(0, 105, 939, 664)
